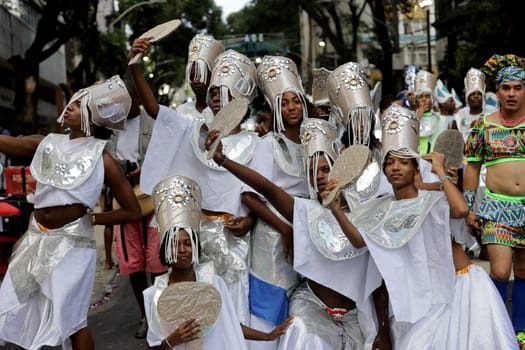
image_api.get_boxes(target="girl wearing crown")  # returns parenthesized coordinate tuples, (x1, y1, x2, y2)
(0, 76, 142, 350)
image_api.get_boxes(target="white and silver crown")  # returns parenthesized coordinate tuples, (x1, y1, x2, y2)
(207, 49, 257, 108)
(381, 104, 420, 163)
(256, 55, 307, 133)
(300, 118, 339, 198)
(327, 62, 375, 146)
(300, 118, 338, 161)
(312, 67, 332, 106)
(464, 68, 486, 99)
(58, 75, 131, 136)
(185, 34, 225, 84)
(415, 70, 436, 97)
(152, 175, 202, 264)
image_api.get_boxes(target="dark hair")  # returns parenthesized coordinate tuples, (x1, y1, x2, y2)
(92, 125, 113, 140)
(159, 229, 201, 266)
(382, 152, 418, 171)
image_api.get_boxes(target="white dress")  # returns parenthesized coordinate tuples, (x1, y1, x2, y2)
(276, 198, 382, 350)
(352, 191, 456, 349)
(245, 133, 308, 350)
(0, 134, 106, 350)
(141, 105, 257, 325)
(144, 263, 248, 350)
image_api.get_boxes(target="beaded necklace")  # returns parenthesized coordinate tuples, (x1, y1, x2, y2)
(499, 109, 525, 127)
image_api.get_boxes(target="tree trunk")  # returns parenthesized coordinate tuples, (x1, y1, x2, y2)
(8, 55, 40, 134)
(369, 0, 394, 94)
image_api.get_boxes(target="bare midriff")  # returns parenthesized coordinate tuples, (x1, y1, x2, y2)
(34, 203, 88, 229)
(486, 160, 525, 196)
(308, 279, 356, 311)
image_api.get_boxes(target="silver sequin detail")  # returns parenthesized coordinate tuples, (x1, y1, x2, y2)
(31, 134, 107, 189)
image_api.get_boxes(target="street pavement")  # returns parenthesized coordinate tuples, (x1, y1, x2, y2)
(86, 224, 148, 349)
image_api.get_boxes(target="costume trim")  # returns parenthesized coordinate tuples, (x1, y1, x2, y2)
(9, 215, 95, 304)
(352, 191, 444, 248)
(30, 134, 107, 190)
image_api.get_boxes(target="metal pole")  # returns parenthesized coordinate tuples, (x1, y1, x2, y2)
(426, 9, 432, 71)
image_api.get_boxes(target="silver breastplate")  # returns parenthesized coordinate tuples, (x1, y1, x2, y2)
(419, 113, 439, 137)
(273, 133, 305, 177)
(354, 151, 381, 201)
(303, 199, 367, 261)
(352, 191, 443, 248)
(30, 134, 106, 189)
(190, 122, 258, 170)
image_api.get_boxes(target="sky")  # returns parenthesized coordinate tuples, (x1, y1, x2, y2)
(215, 0, 250, 21)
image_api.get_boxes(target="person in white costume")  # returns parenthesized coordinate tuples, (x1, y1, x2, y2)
(326, 62, 392, 210)
(0, 76, 142, 350)
(342, 104, 467, 349)
(455, 68, 497, 142)
(129, 38, 259, 326)
(414, 70, 440, 155)
(434, 79, 462, 133)
(242, 55, 310, 350)
(144, 175, 292, 349)
(418, 151, 518, 350)
(206, 121, 392, 350)
(174, 34, 223, 124)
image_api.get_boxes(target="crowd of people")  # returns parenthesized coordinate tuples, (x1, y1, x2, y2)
(0, 30, 524, 350)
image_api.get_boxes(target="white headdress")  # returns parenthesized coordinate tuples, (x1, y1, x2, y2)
(185, 34, 225, 85)
(256, 55, 307, 133)
(464, 68, 486, 99)
(312, 67, 332, 106)
(207, 49, 257, 108)
(152, 176, 202, 265)
(415, 70, 436, 98)
(57, 75, 131, 136)
(300, 118, 339, 198)
(327, 62, 375, 146)
(381, 104, 420, 164)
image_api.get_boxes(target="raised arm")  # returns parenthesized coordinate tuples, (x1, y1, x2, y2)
(422, 152, 469, 219)
(127, 38, 160, 118)
(206, 129, 295, 223)
(321, 179, 366, 248)
(242, 192, 294, 259)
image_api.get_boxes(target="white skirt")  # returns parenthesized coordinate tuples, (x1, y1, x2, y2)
(0, 216, 96, 349)
(446, 265, 518, 350)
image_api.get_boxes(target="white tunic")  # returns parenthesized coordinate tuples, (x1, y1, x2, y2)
(0, 134, 104, 349)
(140, 105, 251, 216)
(353, 191, 455, 349)
(144, 265, 247, 350)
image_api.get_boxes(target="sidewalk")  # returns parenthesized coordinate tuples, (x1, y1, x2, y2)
(89, 224, 119, 311)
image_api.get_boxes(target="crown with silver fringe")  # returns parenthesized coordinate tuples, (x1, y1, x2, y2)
(256, 55, 307, 133)
(300, 118, 339, 198)
(327, 62, 375, 146)
(152, 176, 202, 265)
(58, 75, 131, 136)
(464, 68, 486, 99)
(381, 104, 420, 164)
(312, 67, 332, 106)
(207, 49, 257, 109)
(185, 34, 225, 85)
(415, 70, 436, 97)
